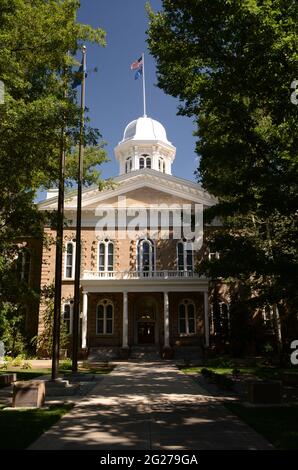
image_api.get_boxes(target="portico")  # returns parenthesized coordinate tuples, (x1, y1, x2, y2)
(79, 274, 209, 353)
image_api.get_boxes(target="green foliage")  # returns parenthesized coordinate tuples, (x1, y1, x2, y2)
(59, 358, 72, 370)
(0, 303, 29, 356)
(0, 1, 107, 348)
(34, 285, 69, 357)
(147, 1, 298, 333)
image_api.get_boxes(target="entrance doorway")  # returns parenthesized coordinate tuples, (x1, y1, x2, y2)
(138, 322, 155, 344)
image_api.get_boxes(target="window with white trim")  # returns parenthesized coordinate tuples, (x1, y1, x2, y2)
(96, 300, 114, 335)
(17, 248, 31, 282)
(98, 240, 114, 272)
(137, 239, 155, 274)
(177, 240, 194, 271)
(211, 301, 230, 335)
(139, 154, 151, 169)
(63, 303, 72, 335)
(125, 157, 132, 173)
(158, 158, 165, 173)
(178, 299, 196, 335)
(65, 241, 75, 279)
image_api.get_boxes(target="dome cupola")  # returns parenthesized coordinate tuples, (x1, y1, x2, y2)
(114, 116, 176, 176)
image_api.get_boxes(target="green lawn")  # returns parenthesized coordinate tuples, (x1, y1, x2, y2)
(0, 364, 114, 381)
(0, 369, 50, 382)
(0, 403, 73, 449)
(181, 366, 298, 380)
(225, 402, 298, 450)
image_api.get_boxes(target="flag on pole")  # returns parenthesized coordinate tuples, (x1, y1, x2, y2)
(130, 56, 143, 70)
(131, 56, 143, 80)
(72, 56, 87, 89)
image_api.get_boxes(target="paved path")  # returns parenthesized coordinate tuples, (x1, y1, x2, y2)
(29, 361, 272, 450)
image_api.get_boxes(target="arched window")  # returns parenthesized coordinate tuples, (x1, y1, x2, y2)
(17, 248, 31, 282)
(137, 239, 155, 274)
(98, 240, 114, 272)
(178, 299, 196, 335)
(158, 158, 165, 173)
(96, 299, 114, 335)
(125, 157, 132, 173)
(65, 241, 75, 279)
(177, 240, 194, 271)
(63, 303, 73, 335)
(140, 154, 151, 169)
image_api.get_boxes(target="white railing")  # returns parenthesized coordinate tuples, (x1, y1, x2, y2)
(82, 270, 201, 280)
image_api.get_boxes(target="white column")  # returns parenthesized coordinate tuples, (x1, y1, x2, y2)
(81, 291, 88, 349)
(164, 291, 170, 348)
(204, 291, 210, 348)
(122, 291, 128, 348)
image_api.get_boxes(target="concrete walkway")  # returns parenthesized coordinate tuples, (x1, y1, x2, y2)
(29, 361, 272, 450)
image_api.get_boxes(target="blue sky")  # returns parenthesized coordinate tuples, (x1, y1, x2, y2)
(77, 0, 198, 181)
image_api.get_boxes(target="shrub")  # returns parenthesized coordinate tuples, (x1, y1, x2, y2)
(21, 361, 32, 370)
(205, 357, 234, 368)
(59, 359, 72, 371)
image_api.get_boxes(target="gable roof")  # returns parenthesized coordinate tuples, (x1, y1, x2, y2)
(38, 168, 216, 211)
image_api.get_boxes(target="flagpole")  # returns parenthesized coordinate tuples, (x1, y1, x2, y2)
(142, 52, 147, 117)
(72, 45, 86, 373)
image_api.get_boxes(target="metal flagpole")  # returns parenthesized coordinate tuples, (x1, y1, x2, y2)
(51, 84, 67, 381)
(142, 52, 147, 117)
(72, 45, 87, 373)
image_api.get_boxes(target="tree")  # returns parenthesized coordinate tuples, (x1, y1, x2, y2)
(147, 0, 298, 352)
(0, 1, 107, 350)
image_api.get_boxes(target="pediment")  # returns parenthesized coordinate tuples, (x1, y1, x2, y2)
(38, 170, 216, 212)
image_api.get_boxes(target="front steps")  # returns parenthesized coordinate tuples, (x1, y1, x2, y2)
(130, 345, 160, 361)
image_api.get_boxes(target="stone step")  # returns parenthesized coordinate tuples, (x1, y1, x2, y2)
(130, 346, 160, 360)
(88, 347, 119, 362)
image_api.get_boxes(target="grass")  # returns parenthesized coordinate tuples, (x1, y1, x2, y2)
(0, 363, 114, 381)
(0, 403, 73, 449)
(225, 402, 298, 450)
(0, 369, 50, 382)
(181, 366, 298, 380)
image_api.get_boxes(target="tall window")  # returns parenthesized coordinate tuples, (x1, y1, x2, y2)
(17, 249, 31, 282)
(98, 240, 114, 271)
(211, 302, 230, 336)
(137, 239, 155, 274)
(96, 300, 114, 335)
(139, 154, 151, 169)
(139, 157, 145, 169)
(158, 158, 165, 172)
(178, 299, 196, 335)
(63, 303, 72, 334)
(177, 240, 194, 271)
(125, 157, 132, 173)
(65, 241, 75, 279)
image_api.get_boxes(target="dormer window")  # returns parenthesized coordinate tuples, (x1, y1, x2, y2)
(139, 154, 151, 169)
(158, 158, 165, 173)
(125, 157, 132, 173)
